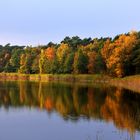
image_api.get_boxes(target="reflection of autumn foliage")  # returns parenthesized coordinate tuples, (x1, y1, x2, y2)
(87, 88, 96, 110)
(101, 88, 136, 133)
(44, 98, 54, 111)
(19, 81, 26, 103)
(0, 81, 140, 133)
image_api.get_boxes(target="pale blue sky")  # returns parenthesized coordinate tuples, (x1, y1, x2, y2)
(0, 0, 140, 45)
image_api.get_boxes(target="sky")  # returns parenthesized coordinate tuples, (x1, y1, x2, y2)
(0, 0, 140, 46)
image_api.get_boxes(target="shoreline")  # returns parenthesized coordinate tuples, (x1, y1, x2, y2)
(0, 73, 111, 83)
(0, 73, 140, 93)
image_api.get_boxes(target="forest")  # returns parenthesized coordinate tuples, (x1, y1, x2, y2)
(0, 31, 140, 78)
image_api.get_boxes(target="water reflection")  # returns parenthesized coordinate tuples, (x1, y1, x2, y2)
(0, 81, 140, 134)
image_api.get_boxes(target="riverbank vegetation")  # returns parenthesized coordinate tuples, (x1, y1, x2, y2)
(0, 31, 140, 78)
(0, 73, 140, 93)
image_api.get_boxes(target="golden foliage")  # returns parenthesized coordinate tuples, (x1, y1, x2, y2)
(87, 51, 97, 74)
(56, 43, 70, 63)
(101, 33, 137, 77)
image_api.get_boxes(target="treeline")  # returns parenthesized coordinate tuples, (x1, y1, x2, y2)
(0, 31, 140, 77)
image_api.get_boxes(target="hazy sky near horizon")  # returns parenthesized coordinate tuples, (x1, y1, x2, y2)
(0, 0, 140, 46)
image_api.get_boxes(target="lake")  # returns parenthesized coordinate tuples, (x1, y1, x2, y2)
(0, 81, 140, 140)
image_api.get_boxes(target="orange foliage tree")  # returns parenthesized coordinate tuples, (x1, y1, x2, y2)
(101, 33, 137, 77)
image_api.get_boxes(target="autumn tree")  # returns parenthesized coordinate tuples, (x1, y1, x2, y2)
(0, 31, 139, 76)
(39, 47, 58, 74)
(44, 47, 57, 74)
(19, 47, 38, 74)
(19, 53, 26, 73)
(129, 33, 140, 74)
(56, 43, 70, 73)
(39, 49, 46, 74)
(101, 33, 137, 77)
(87, 51, 97, 74)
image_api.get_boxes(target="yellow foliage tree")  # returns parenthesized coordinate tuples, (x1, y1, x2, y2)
(101, 33, 137, 77)
(87, 51, 97, 74)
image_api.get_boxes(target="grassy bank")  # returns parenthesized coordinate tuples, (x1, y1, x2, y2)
(0, 73, 110, 83)
(0, 73, 140, 93)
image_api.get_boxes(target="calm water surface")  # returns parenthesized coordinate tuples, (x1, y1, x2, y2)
(0, 81, 140, 140)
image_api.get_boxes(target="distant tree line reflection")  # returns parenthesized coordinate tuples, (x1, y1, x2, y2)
(0, 81, 140, 133)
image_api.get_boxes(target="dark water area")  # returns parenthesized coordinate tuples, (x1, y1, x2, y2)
(0, 81, 140, 140)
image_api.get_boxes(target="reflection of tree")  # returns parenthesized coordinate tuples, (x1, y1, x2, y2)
(38, 82, 43, 109)
(19, 81, 26, 104)
(0, 81, 140, 133)
(101, 88, 140, 133)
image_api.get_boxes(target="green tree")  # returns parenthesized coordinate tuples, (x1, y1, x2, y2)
(10, 49, 24, 72)
(73, 49, 88, 74)
(64, 52, 74, 73)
